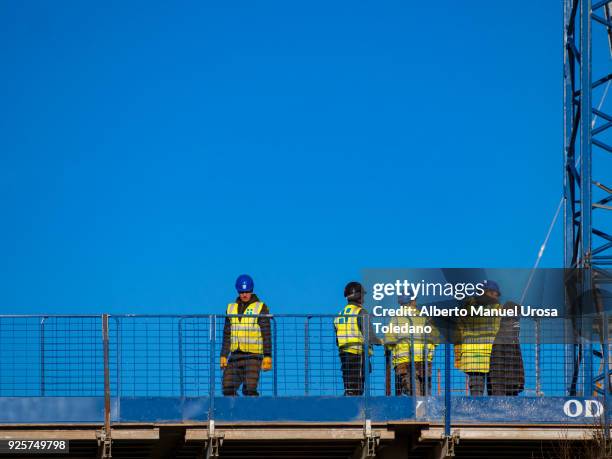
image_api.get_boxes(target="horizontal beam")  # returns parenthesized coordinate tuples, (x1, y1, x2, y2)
(420, 427, 598, 441)
(593, 0, 610, 11)
(592, 12, 612, 29)
(0, 429, 159, 441)
(186, 428, 395, 441)
(112, 429, 160, 440)
(0, 430, 97, 440)
(593, 138, 612, 153)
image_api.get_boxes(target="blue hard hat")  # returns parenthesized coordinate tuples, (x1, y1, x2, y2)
(483, 280, 501, 295)
(235, 274, 254, 293)
(398, 295, 413, 305)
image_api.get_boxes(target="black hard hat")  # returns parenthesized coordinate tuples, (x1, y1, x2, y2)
(344, 281, 364, 300)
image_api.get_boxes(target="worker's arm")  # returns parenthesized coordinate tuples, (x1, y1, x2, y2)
(358, 309, 382, 345)
(258, 303, 272, 357)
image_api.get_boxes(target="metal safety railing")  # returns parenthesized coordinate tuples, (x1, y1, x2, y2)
(0, 313, 605, 398)
(0, 314, 610, 425)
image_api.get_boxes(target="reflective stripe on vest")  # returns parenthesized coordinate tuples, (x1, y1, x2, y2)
(459, 305, 502, 344)
(457, 304, 502, 372)
(391, 342, 435, 365)
(227, 301, 264, 354)
(385, 314, 435, 365)
(334, 304, 364, 354)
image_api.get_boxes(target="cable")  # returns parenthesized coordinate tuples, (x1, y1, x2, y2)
(520, 78, 611, 304)
(520, 199, 563, 305)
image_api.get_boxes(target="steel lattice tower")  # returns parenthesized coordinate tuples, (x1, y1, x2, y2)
(564, 0, 612, 401)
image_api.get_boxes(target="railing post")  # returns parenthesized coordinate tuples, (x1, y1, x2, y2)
(272, 317, 278, 397)
(444, 340, 451, 437)
(209, 315, 216, 422)
(385, 348, 391, 396)
(424, 346, 429, 397)
(304, 317, 310, 396)
(178, 318, 184, 398)
(102, 314, 111, 433)
(586, 317, 594, 397)
(362, 312, 371, 429)
(112, 316, 122, 420)
(363, 313, 370, 398)
(40, 317, 46, 396)
(535, 318, 541, 396)
(409, 319, 418, 418)
(408, 316, 416, 397)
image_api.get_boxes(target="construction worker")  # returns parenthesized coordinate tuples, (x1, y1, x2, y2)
(454, 280, 502, 396)
(334, 281, 382, 396)
(489, 300, 524, 396)
(384, 295, 438, 396)
(220, 274, 272, 396)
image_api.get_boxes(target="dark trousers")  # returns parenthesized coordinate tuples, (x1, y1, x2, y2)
(489, 380, 518, 396)
(466, 372, 491, 396)
(222, 354, 262, 396)
(395, 362, 432, 396)
(339, 351, 365, 396)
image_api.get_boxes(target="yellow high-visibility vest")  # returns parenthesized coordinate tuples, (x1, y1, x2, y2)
(227, 301, 264, 354)
(385, 306, 438, 367)
(456, 303, 502, 373)
(384, 313, 436, 366)
(390, 341, 435, 365)
(334, 304, 365, 354)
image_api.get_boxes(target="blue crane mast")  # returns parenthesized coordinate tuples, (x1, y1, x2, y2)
(563, 0, 612, 403)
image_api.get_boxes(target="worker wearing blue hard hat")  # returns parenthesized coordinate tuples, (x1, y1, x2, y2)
(220, 274, 273, 396)
(483, 280, 501, 296)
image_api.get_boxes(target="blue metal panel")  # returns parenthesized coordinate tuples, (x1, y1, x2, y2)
(0, 397, 111, 423)
(0, 395, 609, 426)
(421, 396, 612, 425)
(117, 396, 416, 423)
(119, 397, 210, 423)
(214, 397, 415, 423)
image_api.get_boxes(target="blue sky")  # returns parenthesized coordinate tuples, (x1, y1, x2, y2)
(1, 2, 565, 315)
